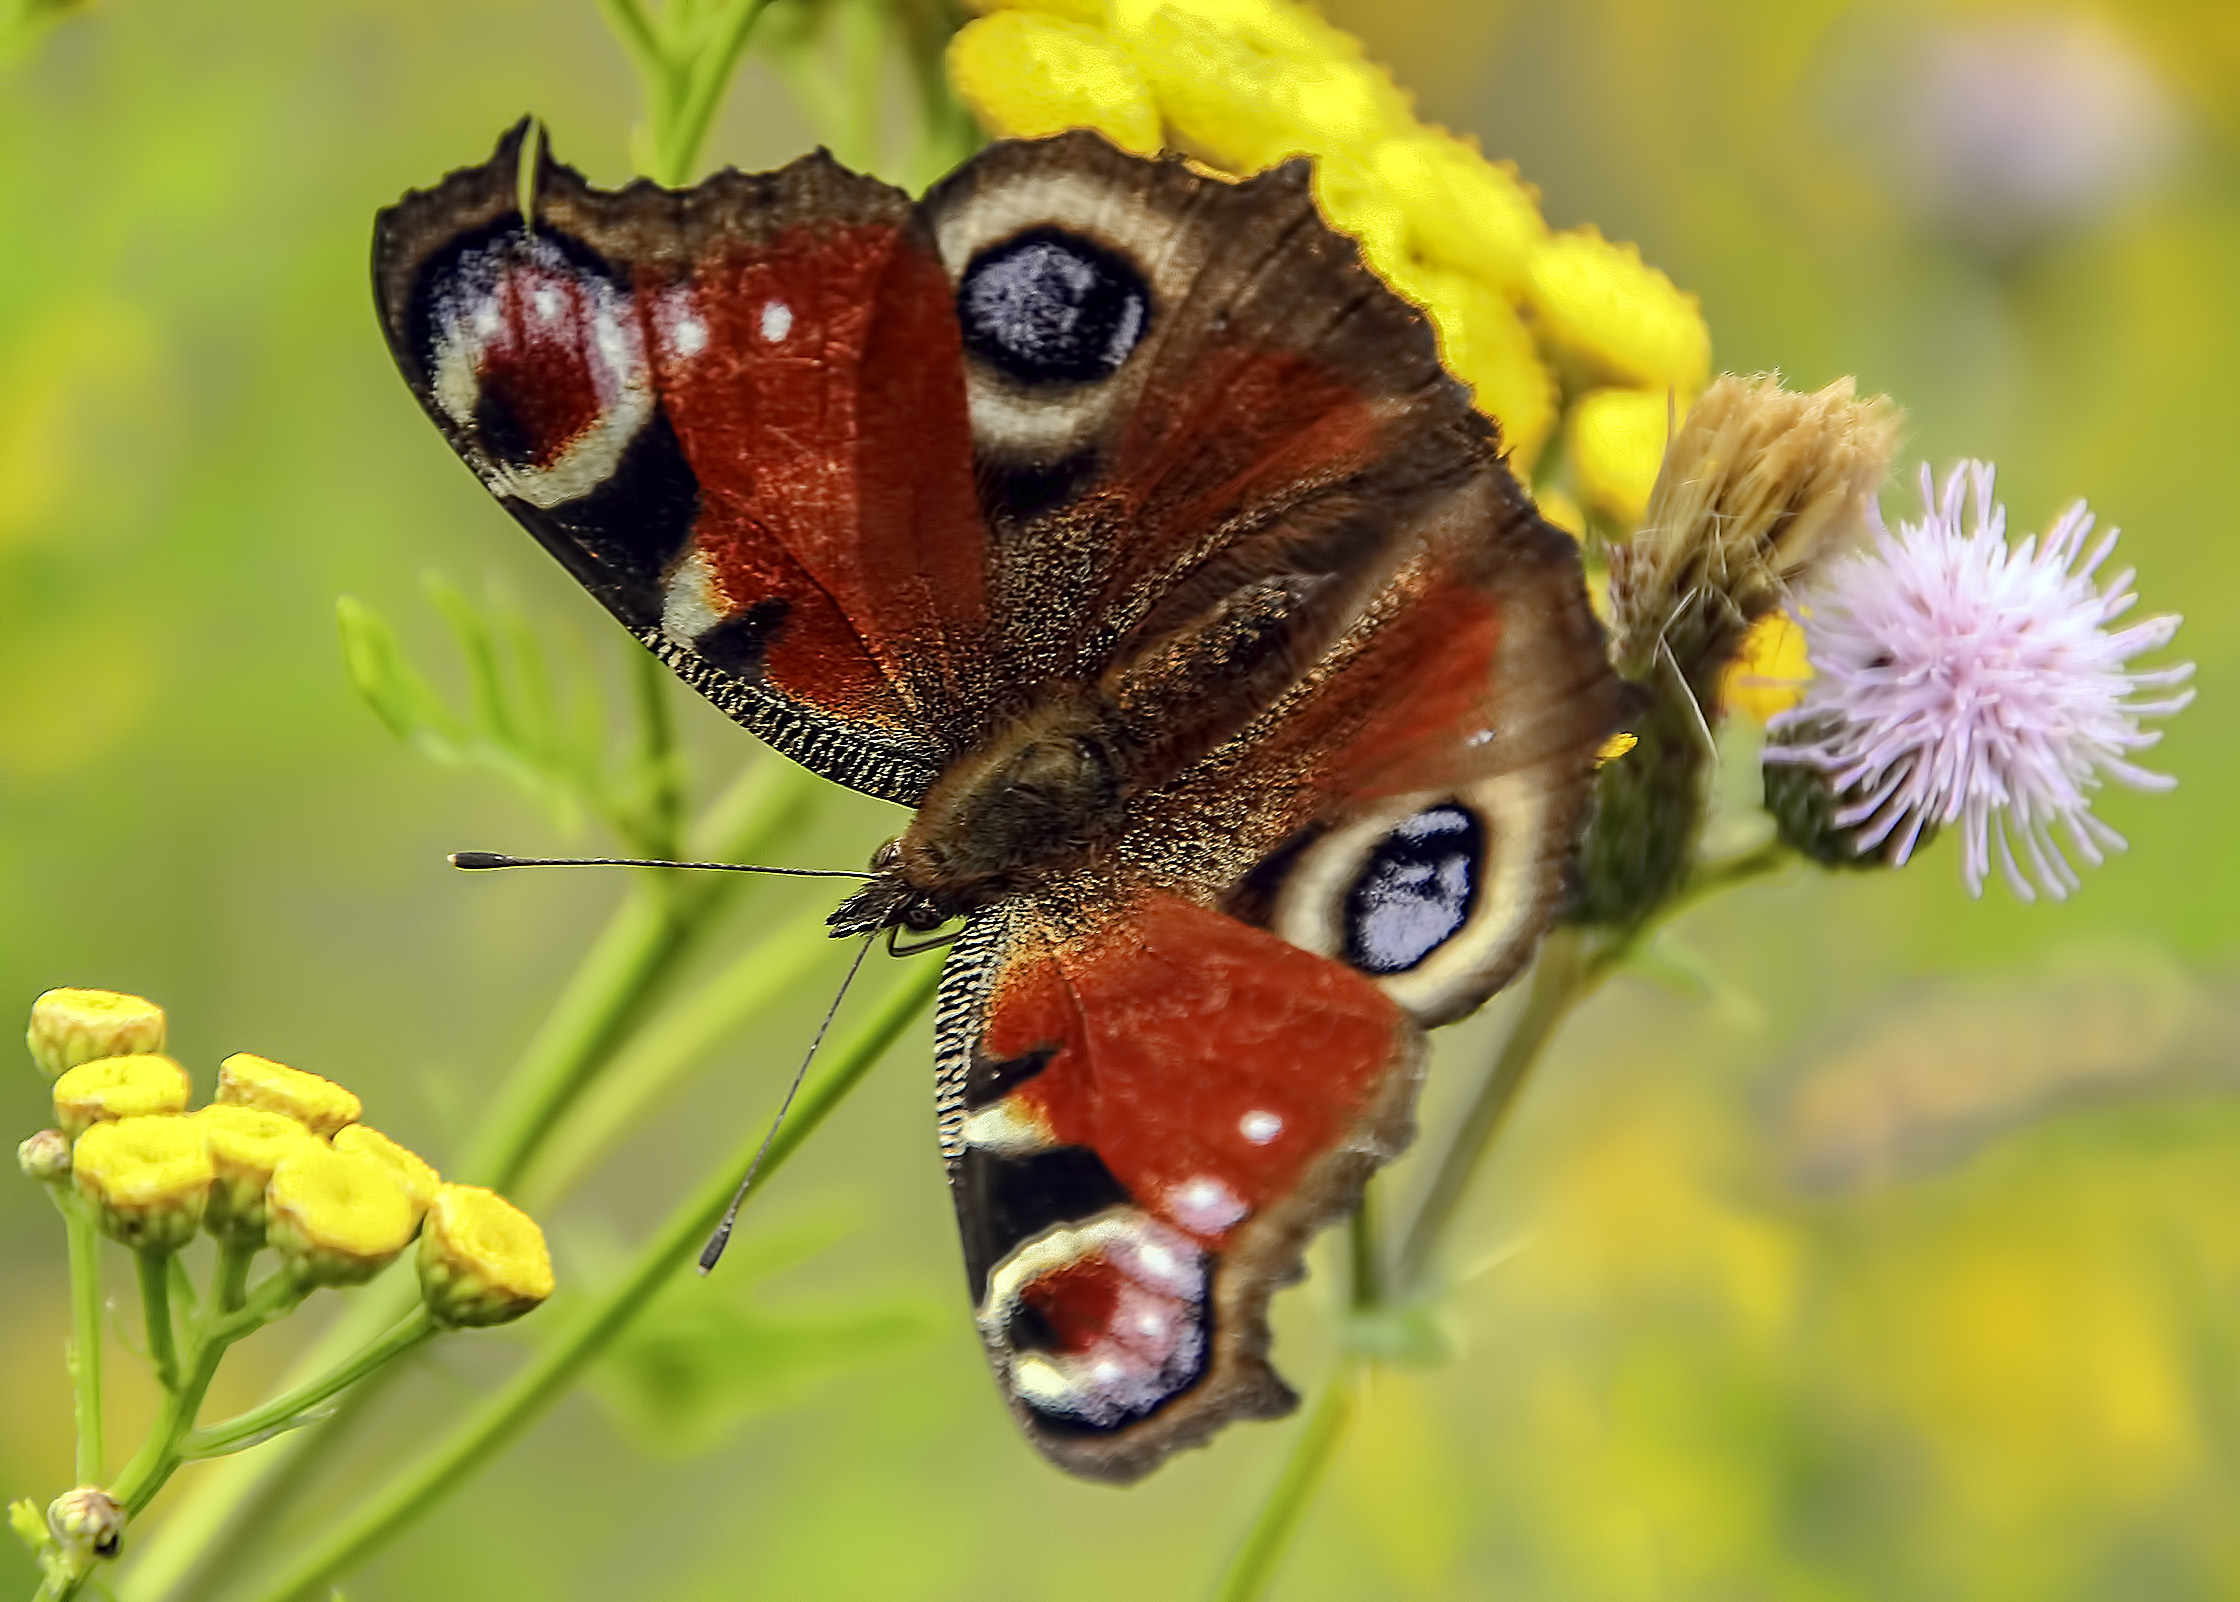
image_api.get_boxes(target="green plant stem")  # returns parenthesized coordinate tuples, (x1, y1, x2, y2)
(1213, 1365, 1359, 1602)
(183, 1309, 436, 1460)
(239, 959, 939, 1602)
(1346, 1185, 1381, 1312)
(135, 1253, 179, 1394)
(659, 0, 775, 185)
(1393, 926, 1597, 1296)
(120, 762, 815, 1602)
(213, 1239, 255, 1316)
(55, 1193, 103, 1485)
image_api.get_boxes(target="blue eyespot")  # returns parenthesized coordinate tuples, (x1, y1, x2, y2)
(1343, 803, 1482, 975)
(958, 228, 1150, 385)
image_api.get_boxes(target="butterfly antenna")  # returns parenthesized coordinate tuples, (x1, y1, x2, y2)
(450, 851, 871, 881)
(697, 929, 879, 1275)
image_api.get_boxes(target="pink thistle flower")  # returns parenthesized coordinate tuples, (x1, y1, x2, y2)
(1767, 460, 2193, 899)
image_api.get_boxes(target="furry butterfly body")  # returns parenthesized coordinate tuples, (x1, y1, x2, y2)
(373, 122, 1616, 1481)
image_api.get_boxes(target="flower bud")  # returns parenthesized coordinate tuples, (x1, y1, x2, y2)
(46, 1487, 123, 1562)
(216, 1052, 361, 1137)
(1762, 726, 1926, 871)
(195, 1104, 317, 1243)
(417, 1184, 554, 1328)
(52, 1054, 191, 1140)
(332, 1124, 440, 1230)
(265, 1143, 415, 1287)
(18, 1129, 70, 1184)
(72, 1117, 212, 1253)
(27, 988, 165, 1079)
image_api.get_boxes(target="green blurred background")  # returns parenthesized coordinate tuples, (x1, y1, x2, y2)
(5, 0, 2239, 1596)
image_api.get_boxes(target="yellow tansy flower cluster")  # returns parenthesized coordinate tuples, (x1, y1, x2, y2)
(21, 988, 552, 1325)
(947, 0, 1710, 523)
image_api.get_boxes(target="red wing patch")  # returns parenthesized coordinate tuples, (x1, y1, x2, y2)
(945, 893, 1420, 1481)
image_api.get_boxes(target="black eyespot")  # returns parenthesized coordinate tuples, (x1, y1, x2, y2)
(957, 228, 1150, 385)
(1343, 803, 1483, 976)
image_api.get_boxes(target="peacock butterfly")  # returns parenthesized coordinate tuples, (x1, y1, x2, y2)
(372, 120, 1618, 1483)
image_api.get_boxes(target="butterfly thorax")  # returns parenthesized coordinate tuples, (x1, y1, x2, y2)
(832, 691, 1135, 937)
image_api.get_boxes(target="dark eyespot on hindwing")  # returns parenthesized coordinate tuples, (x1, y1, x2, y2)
(958, 228, 1150, 385)
(1343, 803, 1484, 975)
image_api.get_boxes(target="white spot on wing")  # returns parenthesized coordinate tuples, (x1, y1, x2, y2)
(1239, 1110, 1283, 1145)
(759, 300, 794, 343)
(660, 549, 727, 646)
(1166, 1176, 1247, 1235)
(532, 286, 562, 321)
(672, 313, 708, 358)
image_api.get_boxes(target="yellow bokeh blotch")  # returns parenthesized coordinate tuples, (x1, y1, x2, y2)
(948, 13, 1162, 153)
(1528, 227, 1711, 394)
(1721, 612, 1812, 723)
(1570, 386, 1673, 529)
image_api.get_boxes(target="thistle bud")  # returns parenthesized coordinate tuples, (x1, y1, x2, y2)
(18, 1129, 70, 1184)
(46, 1487, 123, 1562)
(265, 1143, 415, 1287)
(417, 1184, 554, 1328)
(195, 1104, 317, 1243)
(72, 1117, 212, 1253)
(215, 1052, 361, 1137)
(52, 1054, 191, 1140)
(27, 989, 165, 1079)
(1762, 723, 1926, 871)
(332, 1124, 440, 1229)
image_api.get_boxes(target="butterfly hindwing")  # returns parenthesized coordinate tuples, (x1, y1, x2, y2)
(937, 891, 1422, 1482)
(372, 121, 993, 803)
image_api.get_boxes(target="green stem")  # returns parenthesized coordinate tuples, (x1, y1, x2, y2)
(1346, 1185, 1381, 1313)
(238, 960, 939, 1602)
(623, 648, 685, 860)
(56, 1192, 103, 1485)
(119, 761, 815, 1602)
(136, 1252, 179, 1394)
(1213, 1366, 1359, 1602)
(656, 0, 774, 186)
(1393, 927, 1596, 1296)
(183, 1310, 437, 1461)
(101, 1274, 306, 1525)
(214, 1238, 256, 1316)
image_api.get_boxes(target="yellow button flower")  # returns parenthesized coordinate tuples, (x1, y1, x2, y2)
(195, 1104, 317, 1242)
(949, 12, 1162, 152)
(1526, 227, 1710, 394)
(1570, 387, 1674, 530)
(73, 1116, 212, 1252)
(1390, 259, 1560, 474)
(1108, 0, 1412, 174)
(52, 1054, 191, 1140)
(1722, 611, 1813, 722)
(417, 1184, 555, 1328)
(27, 988, 166, 1079)
(216, 1052, 361, 1137)
(1373, 130, 1545, 299)
(332, 1124, 441, 1229)
(265, 1143, 416, 1287)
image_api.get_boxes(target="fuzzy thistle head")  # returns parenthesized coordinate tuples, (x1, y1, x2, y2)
(1608, 373, 1902, 683)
